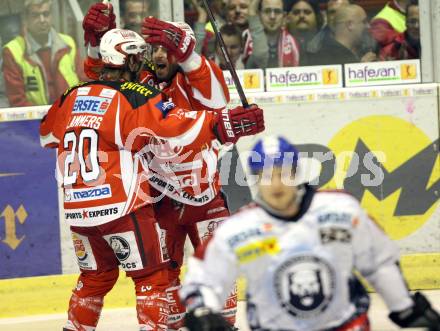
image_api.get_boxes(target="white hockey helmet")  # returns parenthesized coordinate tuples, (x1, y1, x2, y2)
(100, 28, 148, 68)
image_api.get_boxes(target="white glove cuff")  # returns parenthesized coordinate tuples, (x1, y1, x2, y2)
(179, 51, 202, 73)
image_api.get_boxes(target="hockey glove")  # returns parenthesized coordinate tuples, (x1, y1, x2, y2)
(389, 292, 440, 330)
(142, 17, 196, 62)
(185, 307, 233, 331)
(214, 104, 265, 145)
(83, 3, 116, 47)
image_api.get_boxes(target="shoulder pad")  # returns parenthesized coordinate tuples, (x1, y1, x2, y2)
(317, 189, 359, 201)
(58, 81, 92, 106)
(102, 81, 161, 108)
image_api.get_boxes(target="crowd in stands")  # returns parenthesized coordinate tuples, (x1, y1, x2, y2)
(188, 0, 420, 68)
(0, 0, 421, 108)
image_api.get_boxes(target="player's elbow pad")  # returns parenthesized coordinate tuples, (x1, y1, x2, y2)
(389, 292, 440, 330)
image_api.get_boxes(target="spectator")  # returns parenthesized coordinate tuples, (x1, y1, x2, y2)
(0, 55, 8, 109)
(2, 0, 85, 107)
(225, 0, 250, 32)
(190, 0, 211, 57)
(326, 0, 349, 24)
(194, 0, 250, 60)
(370, 0, 410, 47)
(215, 23, 245, 70)
(285, 0, 324, 52)
(243, 0, 300, 69)
(307, 0, 351, 54)
(305, 4, 377, 65)
(121, 0, 151, 33)
(380, 0, 420, 60)
(0, 14, 21, 108)
(191, 0, 227, 60)
(206, 0, 226, 26)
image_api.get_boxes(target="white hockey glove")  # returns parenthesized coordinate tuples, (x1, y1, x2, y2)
(389, 292, 440, 330)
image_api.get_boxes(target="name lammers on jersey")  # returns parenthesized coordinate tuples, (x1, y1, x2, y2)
(66, 207, 118, 220)
(67, 115, 102, 129)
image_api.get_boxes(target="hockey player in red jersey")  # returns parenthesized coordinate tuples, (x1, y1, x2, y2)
(82, 3, 247, 328)
(40, 28, 264, 331)
(141, 17, 240, 329)
(83, 4, 229, 112)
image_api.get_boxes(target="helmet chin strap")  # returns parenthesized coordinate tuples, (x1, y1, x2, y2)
(295, 184, 306, 206)
(103, 56, 142, 82)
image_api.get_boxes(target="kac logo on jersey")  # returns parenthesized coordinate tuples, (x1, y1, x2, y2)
(109, 236, 131, 261)
(274, 255, 336, 319)
(73, 96, 112, 115)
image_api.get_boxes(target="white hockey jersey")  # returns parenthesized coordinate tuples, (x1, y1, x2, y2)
(181, 187, 413, 330)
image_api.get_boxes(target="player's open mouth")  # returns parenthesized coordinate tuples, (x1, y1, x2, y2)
(156, 63, 167, 70)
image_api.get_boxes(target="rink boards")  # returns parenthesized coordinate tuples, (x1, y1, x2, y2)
(0, 84, 439, 317)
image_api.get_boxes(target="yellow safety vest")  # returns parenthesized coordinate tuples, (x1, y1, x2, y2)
(4, 33, 80, 105)
(205, 22, 214, 34)
(373, 3, 406, 33)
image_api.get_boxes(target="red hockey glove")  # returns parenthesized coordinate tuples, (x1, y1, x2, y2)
(83, 3, 116, 47)
(142, 17, 196, 62)
(215, 104, 265, 145)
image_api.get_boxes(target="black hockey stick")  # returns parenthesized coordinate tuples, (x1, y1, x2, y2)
(200, 1, 253, 211)
(200, 0, 249, 108)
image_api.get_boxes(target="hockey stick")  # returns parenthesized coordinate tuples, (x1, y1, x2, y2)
(200, 0, 249, 108)
(199, 1, 253, 211)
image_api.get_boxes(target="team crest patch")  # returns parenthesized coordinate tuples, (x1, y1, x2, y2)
(109, 236, 131, 261)
(274, 255, 336, 319)
(103, 231, 144, 271)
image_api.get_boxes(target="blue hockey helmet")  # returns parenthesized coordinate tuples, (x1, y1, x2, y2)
(248, 136, 300, 174)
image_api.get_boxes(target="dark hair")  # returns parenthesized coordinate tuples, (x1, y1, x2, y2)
(406, 0, 418, 13)
(258, 0, 285, 12)
(120, 0, 147, 17)
(284, 0, 324, 30)
(217, 23, 243, 46)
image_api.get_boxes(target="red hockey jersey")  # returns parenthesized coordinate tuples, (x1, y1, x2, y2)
(40, 81, 218, 226)
(83, 55, 230, 205)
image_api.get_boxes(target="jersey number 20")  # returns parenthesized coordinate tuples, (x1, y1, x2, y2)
(63, 129, 100, 185)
